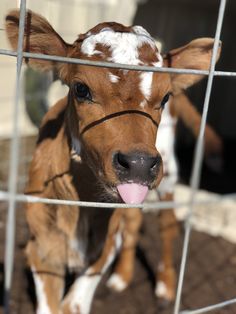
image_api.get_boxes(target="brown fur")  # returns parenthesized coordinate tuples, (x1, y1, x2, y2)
(5, 9, 221, 313)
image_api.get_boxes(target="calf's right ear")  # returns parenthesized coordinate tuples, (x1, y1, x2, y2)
(5, 9, 69, 72)
(164, 38, 221, 94)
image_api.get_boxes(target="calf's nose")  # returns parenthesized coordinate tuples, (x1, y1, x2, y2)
(113, 151, 161, 184)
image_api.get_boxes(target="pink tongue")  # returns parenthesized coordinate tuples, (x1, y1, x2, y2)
(117, 183, 148, 204)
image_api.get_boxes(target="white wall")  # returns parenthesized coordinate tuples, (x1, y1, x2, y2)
(0, 0, 138, 138)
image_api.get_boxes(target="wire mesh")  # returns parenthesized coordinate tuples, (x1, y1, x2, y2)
(1, 0, 236, 313)
(174, 0, 227, 313)
(180, 297, 236, 314)
(1, 48, 236, 77)
(3, 0, 27, 312)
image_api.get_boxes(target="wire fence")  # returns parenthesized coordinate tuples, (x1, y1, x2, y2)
(1, 0, 236, 313)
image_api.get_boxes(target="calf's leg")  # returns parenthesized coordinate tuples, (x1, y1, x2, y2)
(155, 193, 179, 302)
(107, 207, 142, 292)
(26, 240, 65, 314)
(61, 209, 123, 314)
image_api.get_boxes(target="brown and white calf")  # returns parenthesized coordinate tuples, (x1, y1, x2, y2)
(106, 93, 222, 302)
(6, 9, 221, 314)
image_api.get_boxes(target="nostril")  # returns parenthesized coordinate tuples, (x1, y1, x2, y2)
(115, 152, 130, 169)
(150, 155, 162, 170)
(113, 152, 130, 170)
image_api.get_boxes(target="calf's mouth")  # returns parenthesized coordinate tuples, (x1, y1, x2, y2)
(112, 150, 163, 204)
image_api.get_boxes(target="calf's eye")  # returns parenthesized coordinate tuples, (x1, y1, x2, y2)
(74, 82, 92, 101)
(160, 92, 171, 108)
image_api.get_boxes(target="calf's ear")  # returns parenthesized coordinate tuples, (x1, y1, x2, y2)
(164, 38, 221, 94)
(5, 9, 69, 73)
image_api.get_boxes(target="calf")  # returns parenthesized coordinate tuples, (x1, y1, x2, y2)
(107, 92, 222, 302)
(6, 9, 221, 314)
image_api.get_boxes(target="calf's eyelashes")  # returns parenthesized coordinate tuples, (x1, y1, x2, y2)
(160, 92, 172, 108)
(154, 92, 172, 110)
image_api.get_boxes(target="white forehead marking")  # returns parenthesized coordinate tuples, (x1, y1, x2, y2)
(109, 72, 120, 83)
(81, 25, 163, 103)
(81, 26, 158, 65)
(132, 25, 154, 38)
(139, 51, 163, 102)
(140, 71, 153, 101)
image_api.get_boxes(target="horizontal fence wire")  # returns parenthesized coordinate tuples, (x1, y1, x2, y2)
(180, 297, 236, 314)
(1, 0, 236, 313)
(1, 48, 236, 77)
(0, 190, 236, 210)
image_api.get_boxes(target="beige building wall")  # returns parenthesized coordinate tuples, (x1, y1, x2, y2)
(0, 0, 138, 138)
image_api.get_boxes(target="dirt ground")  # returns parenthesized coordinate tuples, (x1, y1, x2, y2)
(1, 137, 236, 314)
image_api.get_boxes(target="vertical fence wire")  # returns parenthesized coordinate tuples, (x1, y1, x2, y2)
(173, 0, 227, 313)
(3, 0, 27, 313)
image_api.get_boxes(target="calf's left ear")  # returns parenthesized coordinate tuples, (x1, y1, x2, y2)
(164, 38, 222, 94)
(5, 9, 70, 73)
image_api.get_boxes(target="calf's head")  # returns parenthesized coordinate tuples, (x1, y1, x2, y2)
(6, 10, 221, 203)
